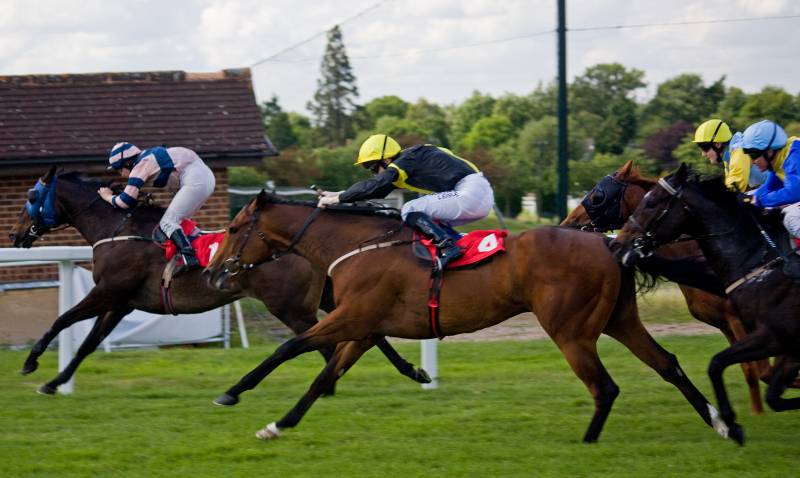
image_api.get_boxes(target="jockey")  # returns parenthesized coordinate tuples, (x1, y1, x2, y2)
(98, 142, 216, 272)
(693, 119, 766, 192)
(743, 120, 800, 277)
(317, 134, 495, 271)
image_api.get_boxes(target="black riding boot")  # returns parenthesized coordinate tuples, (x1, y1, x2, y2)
(405, 212, 462, 271)
(783, 252, 800, 280)
(170, 228, 200, 272)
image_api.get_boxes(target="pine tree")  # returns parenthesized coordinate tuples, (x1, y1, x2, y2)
(307, 25, 359, 146)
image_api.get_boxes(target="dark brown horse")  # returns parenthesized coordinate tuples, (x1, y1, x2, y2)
(203, 191, 731, 443)
(562, 160, 768, 413)
(610, 164, 800, 445)
(8, 167, 428, 394)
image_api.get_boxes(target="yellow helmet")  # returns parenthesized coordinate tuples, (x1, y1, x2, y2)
(354, 134, 401, 166)
(694, 119, 733, 143)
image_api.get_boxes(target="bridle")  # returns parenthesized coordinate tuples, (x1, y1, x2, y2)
(580, 173, 628, 232)
(221, 204, 321, 276)
(625, 177, 740, 257)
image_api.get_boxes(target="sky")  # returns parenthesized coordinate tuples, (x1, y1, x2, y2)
(2, 0, 800, 114)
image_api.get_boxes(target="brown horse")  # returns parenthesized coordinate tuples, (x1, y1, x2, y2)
(8, 167, 428, 395)
(562, 160, 767, 413)
(204, 191, 731, 443)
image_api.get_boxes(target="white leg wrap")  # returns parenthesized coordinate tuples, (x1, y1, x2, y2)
(255, 422, 281, 440)
(707, 404, 729, 439)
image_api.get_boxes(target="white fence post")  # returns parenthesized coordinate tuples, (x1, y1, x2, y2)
(421, 339, 438, 389)
(57, 260, 76, 395)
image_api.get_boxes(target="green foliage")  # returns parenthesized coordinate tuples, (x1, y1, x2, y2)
(450, 91, 496, 148)
(365, 95, 409, 123)
(640, 74, 726, 135)
(405, 99, 450, 146)
(314, 144, 370, 191)
(373, 116, 427, 143)
(736, 86, 799, 127)
(673, 137, 721, 176)
(260, 96, 298, 150)
(569, 149, 655, 194)
(461, 114, 514, 150)
(307, 25, 359, 146)
(228, 166, 268, 187)
(1, 337, 797, 477)
(571, 63, 646, 154)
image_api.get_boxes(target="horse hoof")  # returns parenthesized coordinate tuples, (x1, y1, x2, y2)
(37, 384, 57, 395)
(213, 393, 239, 406)
(255, 422, 281, 440)
(414, 368, 432, 384)
(729, 423, 745, 446)
(20, 361, 39, 375)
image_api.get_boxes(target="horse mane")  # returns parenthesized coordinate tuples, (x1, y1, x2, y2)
(260, 191, 402, 220)
(57, 170, 167, 217)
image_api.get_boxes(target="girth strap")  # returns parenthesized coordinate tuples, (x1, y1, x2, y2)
(428, 270, 445, 339)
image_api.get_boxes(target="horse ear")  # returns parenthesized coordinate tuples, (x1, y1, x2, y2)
(42, 165, 57, 184)
(617, 160, 634, 178)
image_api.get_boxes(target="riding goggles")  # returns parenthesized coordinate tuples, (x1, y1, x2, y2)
(744, 148, 767, 160)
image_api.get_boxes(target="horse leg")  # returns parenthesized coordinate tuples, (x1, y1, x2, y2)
(764, 357, 800, 412)
(724, 316, 765, 414)
(707, 326, 783, 446)
(22, 286, 121, 375)
(255, 337, 379, 440)
(38, 308, 130, 395)
(376, 338, 431, 384)
(214, 308, 366, 406)
(557, 340, 619, 443)
(604, 320, 731, 435)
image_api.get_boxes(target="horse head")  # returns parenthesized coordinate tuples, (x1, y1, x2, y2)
(9, 165, 62, 248)
(205, 190, 279, 290)
(561, 160, 653, 232)
(610, 163, 695, 266)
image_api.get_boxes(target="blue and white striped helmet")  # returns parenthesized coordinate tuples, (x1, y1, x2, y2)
(742, 120, 787, 151)
(108, 142, 141, 170)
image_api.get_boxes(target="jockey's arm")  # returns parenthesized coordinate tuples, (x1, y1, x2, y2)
(109, 156, 160, 209)
(756, 151, 800, 207)
(339, 168, 398, 203)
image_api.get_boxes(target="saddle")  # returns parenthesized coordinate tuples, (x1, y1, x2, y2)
(412, 229, 508, 270)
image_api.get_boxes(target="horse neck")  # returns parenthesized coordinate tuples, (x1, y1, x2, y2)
(264, 204, 405, 271)
(56, 181, 153, 244)
(685, 189, 769, 284)
(622, 183, 650, 219)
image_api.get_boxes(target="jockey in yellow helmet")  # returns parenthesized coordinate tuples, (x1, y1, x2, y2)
(318, 134, 495, 271)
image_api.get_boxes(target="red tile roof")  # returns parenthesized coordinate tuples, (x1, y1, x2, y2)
(0, 69, 276, 169)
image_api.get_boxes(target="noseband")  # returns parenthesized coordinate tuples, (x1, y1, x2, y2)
(221, 206, 321, 276)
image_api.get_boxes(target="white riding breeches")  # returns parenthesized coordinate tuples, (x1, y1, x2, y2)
(159, 162, 216, 236)
(400, 172, 494, 226)
(782, 202, 800, 242)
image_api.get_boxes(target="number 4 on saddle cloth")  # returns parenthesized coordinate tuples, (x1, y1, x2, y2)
(412, 228, 508, 270)
(162, 219, 224, 267)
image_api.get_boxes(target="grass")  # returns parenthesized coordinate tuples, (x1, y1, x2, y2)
(1, 336, 797, 478)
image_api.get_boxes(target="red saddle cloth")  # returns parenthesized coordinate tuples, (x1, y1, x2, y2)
(420, 229, 508, 269)
(164, 220, 225, 267)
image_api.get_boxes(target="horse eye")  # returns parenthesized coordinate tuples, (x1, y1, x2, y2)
(27, 189, 39, 203)
(229, 226, 239, 234)
(590, 191, 605, 205)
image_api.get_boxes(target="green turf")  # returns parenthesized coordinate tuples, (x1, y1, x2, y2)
(0, 336, 796, 477)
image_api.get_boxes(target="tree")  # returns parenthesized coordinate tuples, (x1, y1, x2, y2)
(365, 96, 409, 123)
(642, 120, 695, 172)
(639, 74, 725, 136)
(307, 25, 359, 146)
(715, 87, 749, 132)
(736, 86, 798, 127)
(450, 91, 495, 148)
(461, 115, 514, 150)
(260, 95, 297, 150)
(406, 99, 450, 146)
(570, 63, 646, 154)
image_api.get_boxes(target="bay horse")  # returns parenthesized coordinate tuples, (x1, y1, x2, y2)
(610, 164, 800, 445)
(562, 160, 769, 414)
(8, 166, 429, 395)
(203, 190, 731, 443)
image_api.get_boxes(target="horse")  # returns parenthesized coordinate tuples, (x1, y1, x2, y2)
(610, 163, 800, 445)
(203, 190, 732, 443)
(8, 166, 429, 395)
(562, 160, 769, 414)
